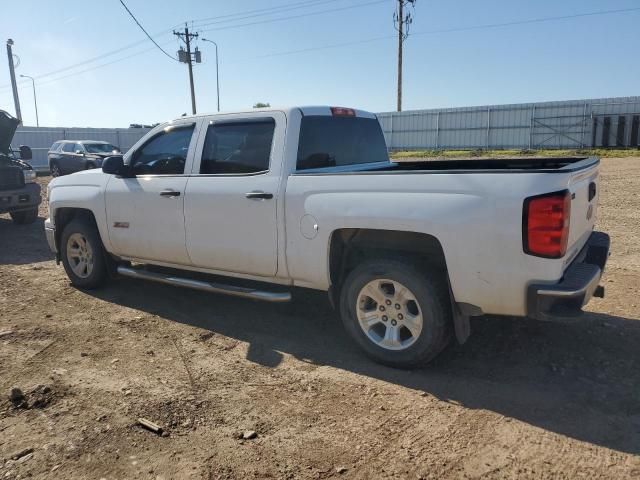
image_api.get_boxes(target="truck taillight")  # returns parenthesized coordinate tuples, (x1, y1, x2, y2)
(330, 107, 356, 117)
(523, 191, 571, 258)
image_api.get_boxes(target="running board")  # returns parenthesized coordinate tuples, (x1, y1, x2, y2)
(117, 266, 292, 303)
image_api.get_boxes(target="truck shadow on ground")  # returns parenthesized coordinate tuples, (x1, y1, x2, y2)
(90, 279, 639, 455)
(0, 216, 54, 265)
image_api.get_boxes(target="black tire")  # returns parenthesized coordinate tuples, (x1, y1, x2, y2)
(339, 258, 452, 368)
(50, 161, 62, 177)
(60, 218, 108, 289)
(10, 208, 39, 225)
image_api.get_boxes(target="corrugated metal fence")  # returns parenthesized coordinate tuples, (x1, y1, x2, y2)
(13, 127, 150, 170)
(377, 96, 640, 151)
(12, 96, 640, 171)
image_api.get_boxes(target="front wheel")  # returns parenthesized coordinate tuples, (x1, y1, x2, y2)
(339, 258, 452, 368)
(50, 161, 62, 177)
(60, 219, 107, 289)
(10, 208, 38, 225)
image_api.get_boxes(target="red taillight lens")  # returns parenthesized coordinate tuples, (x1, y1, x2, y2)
(523, 191, 571, 258)
(330, 107, 356, 117)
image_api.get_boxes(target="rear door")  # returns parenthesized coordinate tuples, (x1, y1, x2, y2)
(105, 121, 199, 265)
(60, 142, 77, 172)
(184, 112, 285, 277)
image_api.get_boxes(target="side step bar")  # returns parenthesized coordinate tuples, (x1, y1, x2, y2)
(117, 266, 292, 303)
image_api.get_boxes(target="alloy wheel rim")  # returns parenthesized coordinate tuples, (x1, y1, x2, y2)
(356, 279, 423, 351)
(66, 233, 94, 279)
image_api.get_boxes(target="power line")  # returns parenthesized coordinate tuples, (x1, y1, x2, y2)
(118, 0, 178, 61)
(199, 0, 389, 33)
(2, 5, 639, 92)
(189, 0, 345, 28)
(245, 5, 640, 61)
(0, 0, 351, 90)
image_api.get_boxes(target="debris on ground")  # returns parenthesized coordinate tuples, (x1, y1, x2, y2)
(242, 430, 257, 440)
(10, 448, 34, 461)
(8, 387, 27, 409)
(137, 418, 164, 435)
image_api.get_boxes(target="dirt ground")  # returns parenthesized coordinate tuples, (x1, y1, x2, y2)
(1, 158, 639, 479)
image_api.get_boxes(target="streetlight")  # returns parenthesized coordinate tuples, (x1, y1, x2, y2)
(201, 38, 220, 112)
(19, 74, 39, 127)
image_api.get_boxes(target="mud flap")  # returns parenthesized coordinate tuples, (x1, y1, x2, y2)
(447, 280, 471, 344)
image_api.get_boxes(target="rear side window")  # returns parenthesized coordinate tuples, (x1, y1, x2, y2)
(297, 116, 389, 170)
(50, 142, 61, 152)
(131, 124, 195, 175)
(200, 119, 275, 174)
(62, 142, 76, 153)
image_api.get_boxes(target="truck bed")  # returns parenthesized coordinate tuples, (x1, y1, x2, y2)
(294, 156, 598, 175)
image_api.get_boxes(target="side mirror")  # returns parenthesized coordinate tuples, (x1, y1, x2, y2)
(102, 156, 129, 176)
(75, 150, 84, 155)
(19, 145, 32, 160)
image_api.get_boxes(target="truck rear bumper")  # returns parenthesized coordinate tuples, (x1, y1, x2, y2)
(527, 231, 610, 321)
(0, 183, 41, 214)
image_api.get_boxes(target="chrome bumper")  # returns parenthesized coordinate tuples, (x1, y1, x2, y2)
(44, 218, 57, 253)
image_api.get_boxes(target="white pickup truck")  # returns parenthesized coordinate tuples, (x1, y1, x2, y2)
(45, 106, 609, 367)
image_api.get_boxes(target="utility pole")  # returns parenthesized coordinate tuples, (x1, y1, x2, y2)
(394, 1, 415, 112)
(6, 39, 22, 121)
(173, 25, 200, 115)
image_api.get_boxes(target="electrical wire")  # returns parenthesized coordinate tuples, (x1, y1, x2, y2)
(2, 5, 639, 92)
(188, 0, 346, 28)
(118, 0, 178, 61)
(199, 0, 389, 34)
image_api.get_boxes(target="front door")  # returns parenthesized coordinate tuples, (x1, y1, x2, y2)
(105, 122, 198, 265)
(184, 113, 283, 277)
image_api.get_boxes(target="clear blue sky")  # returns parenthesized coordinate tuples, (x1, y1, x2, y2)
(1, 0, 638, 127)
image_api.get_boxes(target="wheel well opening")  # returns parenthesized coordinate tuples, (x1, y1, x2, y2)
(54, 208, 98, 249)
(329, 229, 448, 291)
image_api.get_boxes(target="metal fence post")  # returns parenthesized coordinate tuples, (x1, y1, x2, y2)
(529, 105, 536, 149)
(486, 107, 491, 149)
(580, 102, 587, 148)
(435, 111, 440, 149)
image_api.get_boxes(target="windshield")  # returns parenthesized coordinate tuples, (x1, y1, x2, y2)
(84, 143, 118, 154)
(297, 116, 389, 170)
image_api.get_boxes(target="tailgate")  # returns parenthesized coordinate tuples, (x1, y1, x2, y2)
(566, 162, 599, 259)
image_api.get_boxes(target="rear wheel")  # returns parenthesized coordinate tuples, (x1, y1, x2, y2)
(10, 208, 38, 225)
(339, 258, 452, 368)
(60, 219, 107, 289)
(50, 161, 61, 177)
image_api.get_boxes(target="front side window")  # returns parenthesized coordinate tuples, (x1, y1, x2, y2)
(130, 125, 195, 175)
(62, 142, 76, 153)
(85, 143, 118, 154)
(200, 119, 275, 174)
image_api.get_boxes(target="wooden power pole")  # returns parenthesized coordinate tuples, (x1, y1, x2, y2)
(174, 25, 200, 115)
(394, 1, 415, 112)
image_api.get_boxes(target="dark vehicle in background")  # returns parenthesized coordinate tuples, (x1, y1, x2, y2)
(0, 110, 40, 225)
(48, 140, 121, 177)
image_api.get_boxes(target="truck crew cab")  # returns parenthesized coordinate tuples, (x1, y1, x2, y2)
(45, 106, 609, 367)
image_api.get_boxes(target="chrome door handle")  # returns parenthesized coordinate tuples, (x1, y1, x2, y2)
(160, 190, 181, 197)
(245, 191, 273, 200)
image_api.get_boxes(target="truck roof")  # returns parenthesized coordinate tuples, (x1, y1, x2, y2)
(169, 106, 377, 124)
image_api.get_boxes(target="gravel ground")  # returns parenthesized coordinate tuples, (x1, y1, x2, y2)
(1, 157, 639, 479)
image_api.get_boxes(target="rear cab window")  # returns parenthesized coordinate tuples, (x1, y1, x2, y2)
(296, 115, 389, 170)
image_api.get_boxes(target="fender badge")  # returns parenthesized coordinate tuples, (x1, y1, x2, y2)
(113, 222, 130, 229)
